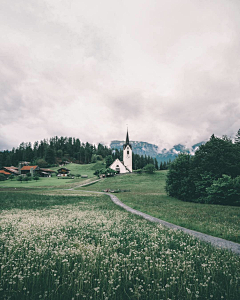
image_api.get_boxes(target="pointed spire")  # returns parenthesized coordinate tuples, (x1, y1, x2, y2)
(123, 128, 132, 149)
(126, 128, 130, 145)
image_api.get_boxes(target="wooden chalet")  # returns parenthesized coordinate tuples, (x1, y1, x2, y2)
(57, 167, 70, 177)
(38, 168, 56, 177)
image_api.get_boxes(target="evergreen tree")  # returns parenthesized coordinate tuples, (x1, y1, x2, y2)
(235, 128, 240, 144)
(105, 155, 113, 168)
(154, 158, 158, 170)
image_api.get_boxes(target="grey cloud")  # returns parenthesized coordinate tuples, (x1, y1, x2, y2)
(1, 0, 240, 150)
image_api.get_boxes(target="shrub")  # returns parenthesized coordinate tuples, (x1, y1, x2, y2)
(9, 175, 14, 181)
(17, 176, 23, 183)
(0, 174, 6, 181)
(33, 175, 40, 181)
(23, 176, 30, 182)
(143, 164, 156, 174)
(206, 175, 240, 206)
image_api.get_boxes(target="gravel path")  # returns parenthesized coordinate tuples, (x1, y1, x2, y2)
(107, 193, 240, 256)
(70, 184, 240, 255)
(65, 179, 101, 190)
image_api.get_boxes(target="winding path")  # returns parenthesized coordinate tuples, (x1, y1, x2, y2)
(107, 193, 240, 255)
(69, 180, 240, 255)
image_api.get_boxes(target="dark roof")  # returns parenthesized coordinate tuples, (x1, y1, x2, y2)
(123, 129, 132, 150)
(39, 168, 56, 173)
(57, 167, 70, 172)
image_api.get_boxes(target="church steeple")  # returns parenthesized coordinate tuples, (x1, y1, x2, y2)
(126, 129, 130, 145)
(123, 128, 132, 172)
(124, 128, 132, 150)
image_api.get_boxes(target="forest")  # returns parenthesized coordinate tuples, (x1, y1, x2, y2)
(166, 130, 240, 206)
(0, 136, 167, 171)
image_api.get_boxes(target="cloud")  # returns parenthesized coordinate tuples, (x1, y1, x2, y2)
(1, 0, 240, 150)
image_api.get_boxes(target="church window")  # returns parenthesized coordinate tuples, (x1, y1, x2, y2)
(127, 151, 129, 154)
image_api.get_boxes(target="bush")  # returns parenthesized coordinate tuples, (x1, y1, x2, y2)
(143, 164, 156, 174)
(0, 174, 6, 181)
(206, 175, 240, 206)
(23, 177, 30, 182)
(9, 175, 14, 181)
(33, 176, 40, 181)
(17, 176, 23, 183)
(94, 170, 100, 176)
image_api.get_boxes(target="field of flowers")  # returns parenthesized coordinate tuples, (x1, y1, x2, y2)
(0, 192, 240, 300)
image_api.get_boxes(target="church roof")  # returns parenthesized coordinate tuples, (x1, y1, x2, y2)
(123, 129, 132, 149)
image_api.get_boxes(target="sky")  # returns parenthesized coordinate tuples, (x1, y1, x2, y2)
(1, 0, 240, 151)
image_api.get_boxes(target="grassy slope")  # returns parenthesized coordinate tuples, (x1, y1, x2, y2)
(79, 171, 240, 243)
(0, 163, 102, 188)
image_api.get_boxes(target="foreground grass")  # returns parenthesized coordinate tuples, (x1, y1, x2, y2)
(0, 192, 239, 300)
(80, 171, 240, 243)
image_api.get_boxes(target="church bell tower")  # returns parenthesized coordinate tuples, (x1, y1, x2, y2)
(123, 129, 132, 172)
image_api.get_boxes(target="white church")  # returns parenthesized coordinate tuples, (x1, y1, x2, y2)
(109, 130, 132, 174)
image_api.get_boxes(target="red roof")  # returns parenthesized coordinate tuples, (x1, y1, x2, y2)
(21, 165, 38, 171)
(0, 170, 11, 175)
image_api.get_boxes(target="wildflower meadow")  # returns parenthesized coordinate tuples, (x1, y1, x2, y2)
(0, 192, 239, 300)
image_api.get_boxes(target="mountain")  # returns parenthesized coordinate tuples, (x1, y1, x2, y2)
(110, 140, 205, 163)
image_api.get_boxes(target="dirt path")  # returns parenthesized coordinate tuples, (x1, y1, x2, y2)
(65, 179, 101, 190)
(69, 185, 240, 255)
(107, 193, 240, 255)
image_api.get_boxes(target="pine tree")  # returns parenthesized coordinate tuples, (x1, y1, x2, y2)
(235, 129, 240, 144)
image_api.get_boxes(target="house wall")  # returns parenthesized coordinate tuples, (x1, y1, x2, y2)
(109, 159, 129, 174)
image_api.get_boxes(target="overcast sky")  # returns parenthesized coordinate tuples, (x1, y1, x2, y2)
(1, 0, 240, 151)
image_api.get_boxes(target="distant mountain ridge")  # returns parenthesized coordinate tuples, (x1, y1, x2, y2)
(110, 140, 205, 163)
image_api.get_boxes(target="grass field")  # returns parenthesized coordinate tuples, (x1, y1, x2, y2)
(79, 171, 240, 243)
(0, 191, 239, 300)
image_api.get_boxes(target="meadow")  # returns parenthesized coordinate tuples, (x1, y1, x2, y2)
(79, 171, 240, 243)
(0, 191, 240, 300)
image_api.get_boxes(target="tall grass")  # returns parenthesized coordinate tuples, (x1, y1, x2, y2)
(0, 192, 239, 299)
(81, 172, 240, 243)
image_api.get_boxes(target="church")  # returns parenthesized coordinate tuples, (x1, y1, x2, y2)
(109, 130, 132, 174)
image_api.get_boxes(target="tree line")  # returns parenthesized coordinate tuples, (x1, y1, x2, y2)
(0, 136, 170, 171)
(0, 137, 112, 168)
(166, 130, 240, 206)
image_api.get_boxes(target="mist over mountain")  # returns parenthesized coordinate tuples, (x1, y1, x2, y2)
(110, 140, 205, 163)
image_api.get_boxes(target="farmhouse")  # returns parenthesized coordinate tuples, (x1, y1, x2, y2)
(57, 167, 70, 177)
(38, 168, 56, 177)
(109, 130, 132, 174)
(20, 165, 39, 176)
